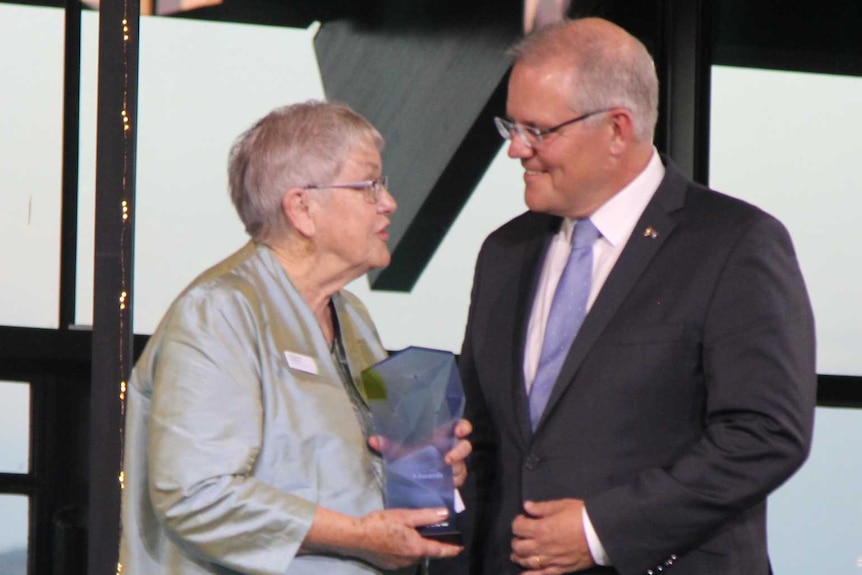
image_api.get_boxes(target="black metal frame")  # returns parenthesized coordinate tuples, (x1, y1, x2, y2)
(59, 0, 82, 331)
(657, 0, 712, 184)
(0, 357, 91, 575)
(88, 0, 141, 572)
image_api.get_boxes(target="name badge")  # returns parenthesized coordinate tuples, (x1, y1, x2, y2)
(284, 351, 318, 375)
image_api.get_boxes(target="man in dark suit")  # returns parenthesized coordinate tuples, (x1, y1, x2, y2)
(459, 17, 816, 575)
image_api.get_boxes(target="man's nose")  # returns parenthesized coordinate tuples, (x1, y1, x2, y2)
(507, 135, 534, 159)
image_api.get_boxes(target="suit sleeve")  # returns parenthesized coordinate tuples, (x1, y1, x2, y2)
(148, 287, 317, 575)
(456, 243, 499, 575)
(585, 214, 817, 575)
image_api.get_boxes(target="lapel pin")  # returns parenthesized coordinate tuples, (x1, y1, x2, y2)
(643, 226, 658, 239)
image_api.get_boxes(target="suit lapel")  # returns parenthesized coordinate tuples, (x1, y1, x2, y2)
(512, 216, 560, 444)
(533, 158, 690, 433)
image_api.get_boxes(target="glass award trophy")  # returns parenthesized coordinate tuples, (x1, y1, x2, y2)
(361, 346, 465, 542)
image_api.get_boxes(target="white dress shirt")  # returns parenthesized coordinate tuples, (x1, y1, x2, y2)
(522, 149, 666, 565)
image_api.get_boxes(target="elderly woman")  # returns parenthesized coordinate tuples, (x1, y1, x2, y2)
(120, 101, 470, 575)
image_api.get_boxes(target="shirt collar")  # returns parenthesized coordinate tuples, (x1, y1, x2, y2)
(561, 148, 665, 246)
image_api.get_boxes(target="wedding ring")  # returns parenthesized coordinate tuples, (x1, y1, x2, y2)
(533, 555, 542, 569)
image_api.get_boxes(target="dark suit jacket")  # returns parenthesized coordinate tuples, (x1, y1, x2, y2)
(458, 158, 816, 575)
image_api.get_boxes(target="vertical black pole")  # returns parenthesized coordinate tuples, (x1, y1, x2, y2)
(658, 0, 712, 184)
(59, 0, 82, 331)
(89, 0, 140, 573)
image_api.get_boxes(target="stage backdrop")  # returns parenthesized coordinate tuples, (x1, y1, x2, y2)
(0, 6, 860, 572)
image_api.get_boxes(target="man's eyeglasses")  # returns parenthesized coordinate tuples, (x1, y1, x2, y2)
(494, 109, 613, 149)
(303, 176, 389, 204)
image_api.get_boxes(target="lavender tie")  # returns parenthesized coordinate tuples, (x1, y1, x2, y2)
(529, 219, 600, 429)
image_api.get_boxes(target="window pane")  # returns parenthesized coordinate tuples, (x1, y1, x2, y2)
(0, 3, 64, 329)
(74, 16, 323, 332)
(0, 495, 28, 573)
(0, 381, 30, 474)
(710, 65, 862, 376)
(768, 407, 862, 573)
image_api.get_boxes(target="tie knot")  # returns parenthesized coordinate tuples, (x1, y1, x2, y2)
(572, 219, 600, 249)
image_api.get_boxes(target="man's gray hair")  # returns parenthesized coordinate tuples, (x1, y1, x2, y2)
(509, 18, 659, 142)
(228, 100, 384, 242)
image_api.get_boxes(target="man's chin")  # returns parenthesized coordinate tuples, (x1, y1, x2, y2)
(524, 191, 554, 214)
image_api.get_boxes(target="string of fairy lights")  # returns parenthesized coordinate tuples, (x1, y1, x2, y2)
(116, 1, 134, 572)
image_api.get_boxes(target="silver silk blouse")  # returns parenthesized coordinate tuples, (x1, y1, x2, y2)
(119, 242, 411, 575)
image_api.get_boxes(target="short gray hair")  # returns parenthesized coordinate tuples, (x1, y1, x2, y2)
(228, 100, 384, 242)
(509, 18, 659, 142)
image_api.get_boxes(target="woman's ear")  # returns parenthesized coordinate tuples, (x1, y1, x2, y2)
(281, 188, 316, 238)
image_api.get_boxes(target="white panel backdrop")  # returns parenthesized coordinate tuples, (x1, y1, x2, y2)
(710, 65, 862, 377)
(74, 14, 326, 334)
(0, 4, 64, 329)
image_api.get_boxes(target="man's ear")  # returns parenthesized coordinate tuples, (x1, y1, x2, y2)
(282, 188, 316, 238)
(608, 108, 635, 155)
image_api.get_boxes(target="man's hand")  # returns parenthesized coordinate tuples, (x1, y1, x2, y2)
(445, 419, 472, 488)
(368, 419, 473, 488)
(510, 499, 595, 574)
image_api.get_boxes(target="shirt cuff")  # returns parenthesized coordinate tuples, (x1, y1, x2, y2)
(582, 505, 610, 566)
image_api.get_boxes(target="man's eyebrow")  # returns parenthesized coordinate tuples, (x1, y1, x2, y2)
(506, 117, 541, 128)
